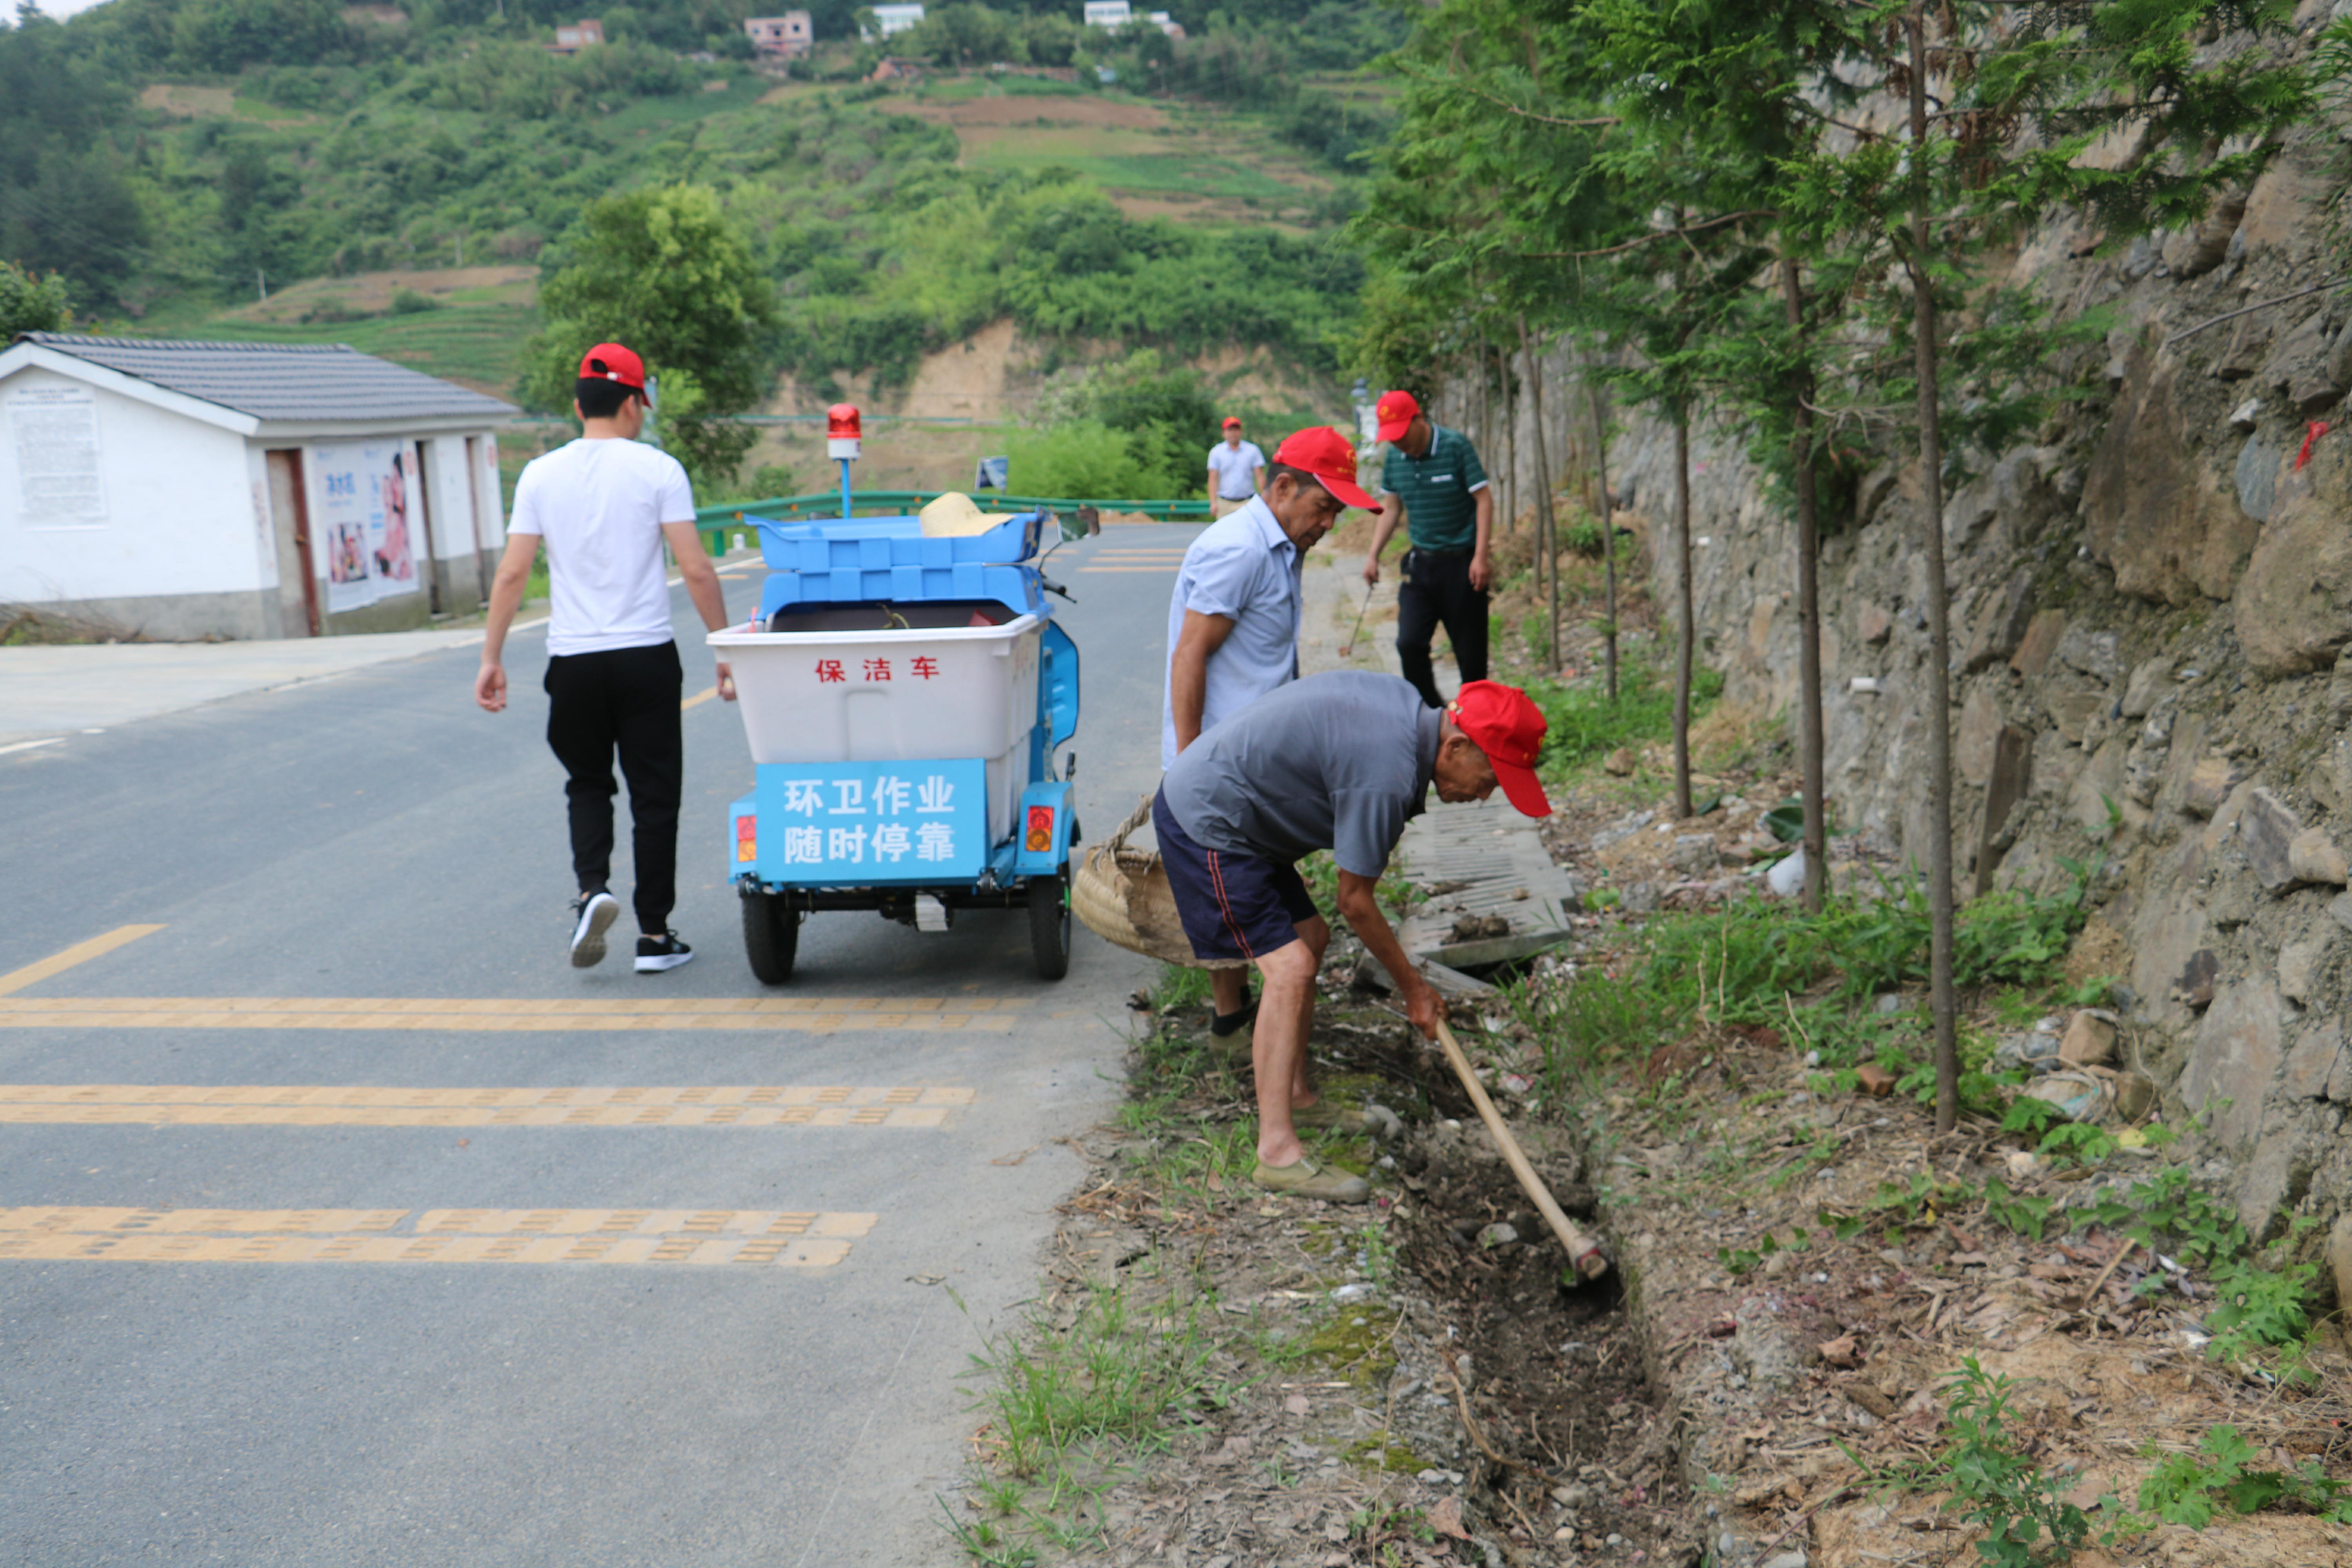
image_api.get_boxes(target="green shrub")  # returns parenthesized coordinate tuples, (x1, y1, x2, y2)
(388, 287, 439, 314)
(1005, 419, 1182, 499)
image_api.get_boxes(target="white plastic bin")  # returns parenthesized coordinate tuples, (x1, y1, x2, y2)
(710, 616, 1042, 848)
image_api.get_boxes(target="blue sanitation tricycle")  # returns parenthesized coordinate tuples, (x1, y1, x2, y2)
(708, 491, 1082, 983)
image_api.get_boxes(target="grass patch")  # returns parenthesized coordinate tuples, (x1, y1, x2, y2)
(165, 304, 536, 392)
(1529, 658, 1726, 775)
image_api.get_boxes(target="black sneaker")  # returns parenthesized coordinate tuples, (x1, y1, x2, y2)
(569, 891, 621, 969)
(635, 931, 695, 973)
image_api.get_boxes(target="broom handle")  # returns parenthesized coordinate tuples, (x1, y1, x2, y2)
(1434, 1016, 1609, 1280)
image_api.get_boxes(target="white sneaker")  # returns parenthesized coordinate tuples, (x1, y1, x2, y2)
(635, 931, 695, 973)
(569, 891, 621, 968)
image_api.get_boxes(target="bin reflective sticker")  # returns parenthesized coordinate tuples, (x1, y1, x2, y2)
(735, 815, 757, 864)
(1025, 806, 1054, 855)
(754, 760, 987, 884)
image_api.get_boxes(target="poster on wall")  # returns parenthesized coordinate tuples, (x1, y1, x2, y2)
(310, 441, 419, 613)
(9, 386, 107, 529)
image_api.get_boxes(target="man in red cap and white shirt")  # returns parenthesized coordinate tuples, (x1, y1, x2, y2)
(1204, 416, 1267, 519)
(1164, 426, 1375, 1040)
(475, 342, 738, 974)
(1361, 390, 1495, 709)
(1155, 671, 1551, 1201)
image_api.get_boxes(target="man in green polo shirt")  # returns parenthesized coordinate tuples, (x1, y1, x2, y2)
(1360, 390, 1494, 709)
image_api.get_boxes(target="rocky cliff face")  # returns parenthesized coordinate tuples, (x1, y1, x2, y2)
(1428, 94, 2352, 1292)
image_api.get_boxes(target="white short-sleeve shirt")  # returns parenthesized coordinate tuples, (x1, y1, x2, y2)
(509, 437, 695, 657)
(1205, 440, 1266, 501)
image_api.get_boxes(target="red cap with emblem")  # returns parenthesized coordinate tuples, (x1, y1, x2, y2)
(1447, 681, 1551, 817)
(1270, 426, 1376, 509)
(577, 342, 647, 394)
(1374, 389, 1422, 445)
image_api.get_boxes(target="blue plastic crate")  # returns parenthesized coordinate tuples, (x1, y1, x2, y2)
(757, 511, 1042, 572)
(758, 561, 1046, 619)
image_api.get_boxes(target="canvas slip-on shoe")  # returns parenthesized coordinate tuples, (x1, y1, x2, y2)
(1252, 1154, 1370, 1203)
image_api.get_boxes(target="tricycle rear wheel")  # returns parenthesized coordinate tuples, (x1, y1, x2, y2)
(742, 889, 800, 984)
(1029, 867, 1071, 981)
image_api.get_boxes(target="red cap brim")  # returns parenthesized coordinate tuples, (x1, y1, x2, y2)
(1489, 755, 1552, 818)
(1375, 415, 1414, 444)
(1314, 472, 1377, 510)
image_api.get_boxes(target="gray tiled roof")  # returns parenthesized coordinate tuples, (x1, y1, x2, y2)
(16, 332, 517, 424)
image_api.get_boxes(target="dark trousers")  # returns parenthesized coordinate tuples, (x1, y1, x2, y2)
(544, 641, 683, 933)
(1396, 547, 1489, 709)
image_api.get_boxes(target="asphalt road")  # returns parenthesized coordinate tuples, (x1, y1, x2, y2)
(0, 523, 1198, 1566)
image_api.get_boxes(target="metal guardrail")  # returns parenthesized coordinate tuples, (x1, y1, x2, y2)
(693, 490, 1212, 555)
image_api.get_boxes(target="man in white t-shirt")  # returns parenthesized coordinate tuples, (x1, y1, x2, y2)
(475, 341, 737, 974)
(1205, 418, 1266, 519)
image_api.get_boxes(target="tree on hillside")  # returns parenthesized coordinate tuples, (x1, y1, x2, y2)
(0, 259, 69, 338)
(525, 184, 779, 496)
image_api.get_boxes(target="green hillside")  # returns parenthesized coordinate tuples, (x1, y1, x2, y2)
(1, 0, 1397, 410)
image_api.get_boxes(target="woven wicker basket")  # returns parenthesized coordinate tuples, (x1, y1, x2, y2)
(1072, 795, 1245, 970)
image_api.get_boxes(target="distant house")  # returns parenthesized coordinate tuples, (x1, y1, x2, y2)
(1146, 9, 1182, 37)
(860, 2, 923, 39)
(744, 11, 812, 56)
(1082, 0, 1130, 26)
(550, 18, 604, 53)
(0, 334, 517, 641)
(868, 55, 924, 82)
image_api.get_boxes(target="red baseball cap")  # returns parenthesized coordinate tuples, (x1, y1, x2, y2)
(1270, 426, 1376, 509)
(1446, 681, 1552, 817)
(577, 342, 647, 394)
(1221, 416, 1242, 429)
(1374, 389, 1421, 445)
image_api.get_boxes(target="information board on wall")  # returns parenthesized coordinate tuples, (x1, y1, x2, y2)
(310, 441, 420, 613)
(9, 386, 107, 529)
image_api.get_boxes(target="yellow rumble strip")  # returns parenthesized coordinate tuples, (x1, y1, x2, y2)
(0, 996, 1022, 1034)
(0, 1084, 975, 1129)
(0, 1207, 877, 1267)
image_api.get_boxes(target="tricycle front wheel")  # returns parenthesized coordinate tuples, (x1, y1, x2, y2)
(742, 889, 801, 985)
(1029, 867, 1071, 981)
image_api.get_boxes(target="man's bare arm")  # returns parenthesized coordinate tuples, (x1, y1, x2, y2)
(1362, 496, 1403, 585)
(1336, 869, 1441, 1036)
(661, 521, 738, 702)
(1169, 609, 1236, 753)
(474, 532, 542, 713)
(1468, 485, 1495, 591)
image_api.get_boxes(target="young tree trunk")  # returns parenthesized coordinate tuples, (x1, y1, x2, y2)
(1521, 315, 1561, 673)
(1672, 405, 1695, 820)
(1587, 368, 1619, 702)
(1504, 339, 1520, 542)
(1778, 258, 1828, 913)
(1908, 5, 1959, 1134)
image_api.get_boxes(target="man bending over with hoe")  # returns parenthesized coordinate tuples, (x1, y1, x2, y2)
(1152, 673, 1553, 1201)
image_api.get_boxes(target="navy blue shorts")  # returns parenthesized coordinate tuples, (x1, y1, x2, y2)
(1152, 789, 1321, 964)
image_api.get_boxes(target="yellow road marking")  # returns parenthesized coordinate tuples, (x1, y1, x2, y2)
(0, 1083, 974, 1128)
(0, 1206, 875, 1267)
(0, 995, 1022, 1033)
(0, 926, 164, 998)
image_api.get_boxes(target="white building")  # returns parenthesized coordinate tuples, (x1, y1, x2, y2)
(1082, 0, 1131, 27)
(862, 3, 924, 39)
(0, 333, 516, 641)
(744, 11, 812, 56)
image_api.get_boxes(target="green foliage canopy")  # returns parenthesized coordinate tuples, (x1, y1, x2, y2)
(0, 258, 71, 337)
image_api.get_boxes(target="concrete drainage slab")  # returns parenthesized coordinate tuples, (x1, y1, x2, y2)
(1396, 800, 1580, 969)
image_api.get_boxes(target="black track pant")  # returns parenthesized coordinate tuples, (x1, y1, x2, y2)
(1396, 547, 1490, 709)
(544, 641, 683, 934)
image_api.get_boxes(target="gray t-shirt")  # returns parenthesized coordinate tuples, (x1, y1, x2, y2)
(1160, 672, 1441, 878)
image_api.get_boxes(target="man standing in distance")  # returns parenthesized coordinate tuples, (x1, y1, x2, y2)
(1156, 675, 1553, 1200)
(1205, 417, 1266, 520)
(475, 342, 738, 973)
(1361, 390, 1495, 709)
(1164, 427, 1368, 1036)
